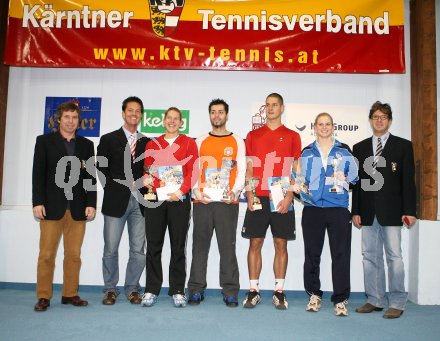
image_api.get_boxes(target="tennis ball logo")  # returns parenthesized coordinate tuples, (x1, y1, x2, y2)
(148, 0, 185, 37)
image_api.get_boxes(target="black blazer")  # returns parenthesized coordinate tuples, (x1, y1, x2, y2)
(352, 134, 416, 226)
(97, 128, 149, 218)
(32, 132, 97, 221)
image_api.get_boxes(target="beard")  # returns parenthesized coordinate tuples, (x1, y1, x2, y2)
(211, 120, 226, 129)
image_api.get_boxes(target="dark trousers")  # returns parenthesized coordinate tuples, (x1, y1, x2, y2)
(188, 203, 240, 297)
(301, 206, 352, 303)
(144, 196, 191, 296)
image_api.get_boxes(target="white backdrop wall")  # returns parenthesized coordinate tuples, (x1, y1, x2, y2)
(2, 0, 437, 301)
(0, 66, 412, 292)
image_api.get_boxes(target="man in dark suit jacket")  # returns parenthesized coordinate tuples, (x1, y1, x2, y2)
(352, 101, 417, 319)
(97, 96, 150, 305)
(32, 102, 96, 312)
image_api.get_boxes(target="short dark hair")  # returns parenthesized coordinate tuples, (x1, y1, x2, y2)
(122, 96, 144, 113)
(266, 93, 284, 105)
(369, 101, 393, 120)
(209, 99, 229, 114)
(54, 102, 81, 130)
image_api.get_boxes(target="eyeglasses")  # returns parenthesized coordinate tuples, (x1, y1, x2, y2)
(371, 115, 389, 121)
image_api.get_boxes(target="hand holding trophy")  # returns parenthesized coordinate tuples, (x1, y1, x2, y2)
(143, 166, 157, 200)
(246, 177, 262, 210)
(330, 157, 342, 193)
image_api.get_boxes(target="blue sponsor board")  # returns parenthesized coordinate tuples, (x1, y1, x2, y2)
(44, 97, 102, 137)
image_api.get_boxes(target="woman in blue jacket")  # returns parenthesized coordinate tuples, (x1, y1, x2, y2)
(297, 112, 358, 317)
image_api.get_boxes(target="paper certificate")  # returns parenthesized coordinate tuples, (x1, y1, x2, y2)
(270, 183, 285, 210)
(156, 184, 181, 201)
(203, 167, 230, 202)
(156, 165, 184, 201)
(203, 188, 224, 201)
(267, 176, 293, 212)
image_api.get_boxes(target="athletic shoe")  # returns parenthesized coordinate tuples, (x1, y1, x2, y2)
(188, 291, 205, 305)
(272, 290, 288, 310)
(306, 294, 322, 312)
(243, 290, 261, 308)
(141, 293, 157, 307)
(223, 295, 238, 307)
(173, 294, 187, 308)
(334, 300, 348, 316)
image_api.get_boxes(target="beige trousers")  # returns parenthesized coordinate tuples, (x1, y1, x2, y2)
(36, 210, 86, 299)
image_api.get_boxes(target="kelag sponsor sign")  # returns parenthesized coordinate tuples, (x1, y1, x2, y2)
(44, 97, 102, 137)
(5, 0, 404, 73)
(141, 109, 190, 134)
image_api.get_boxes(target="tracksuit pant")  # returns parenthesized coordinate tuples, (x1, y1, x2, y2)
(187, 202, 240, 297)
(144, 196, 191, 296)
(302, 206, 352, 304)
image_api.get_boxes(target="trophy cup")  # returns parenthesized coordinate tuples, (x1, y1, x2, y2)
(221, 159, 236, 201)
(247, 177, 262, 210)
(143, 166, 157, 200)
(330, 158, 342, 193)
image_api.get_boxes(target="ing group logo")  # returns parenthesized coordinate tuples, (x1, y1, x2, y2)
(148, 0, 185, 37)
(252, 105, 267, 130)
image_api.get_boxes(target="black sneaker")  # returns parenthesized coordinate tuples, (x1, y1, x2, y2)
(272, 290, 288, 310)
(223, 295, 238, 307)
(188, 291, 205, 305)
(243, 290, 261, 308)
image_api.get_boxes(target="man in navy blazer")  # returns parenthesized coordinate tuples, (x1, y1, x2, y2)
(32, 102, 96, 312)
(352, 101, 417, 319)
(97, 96, 150, 305)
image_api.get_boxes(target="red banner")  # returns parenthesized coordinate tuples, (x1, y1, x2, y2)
(4, 1, 405, 73)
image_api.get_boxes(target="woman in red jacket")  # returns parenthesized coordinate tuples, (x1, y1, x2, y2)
(141, 107, 198, 308)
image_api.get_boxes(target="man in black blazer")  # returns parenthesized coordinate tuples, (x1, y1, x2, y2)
(97, 96, 150, 305)
(32, 102, 96, 312)
(352, 101, 416, 319)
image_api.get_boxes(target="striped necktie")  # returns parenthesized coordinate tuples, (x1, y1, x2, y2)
(129, 134, 136, 161)
(373, 137, 382, 168)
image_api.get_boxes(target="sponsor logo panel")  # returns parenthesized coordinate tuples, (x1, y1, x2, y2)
(44, 97, 102, 137)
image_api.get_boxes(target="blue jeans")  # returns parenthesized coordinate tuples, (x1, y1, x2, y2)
(102, 195, 145, 297)
(361, 217, 407, 310)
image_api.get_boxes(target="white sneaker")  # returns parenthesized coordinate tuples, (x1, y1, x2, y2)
(334, 300, 348, 316)
(306, 294, 322, 312)
(141, 293, 157, 307)
(172, 294, 187, 308)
